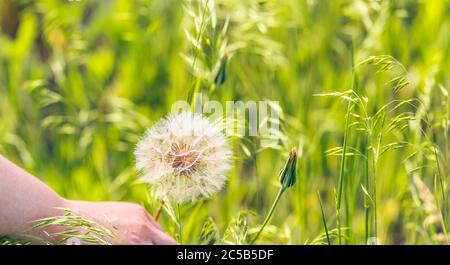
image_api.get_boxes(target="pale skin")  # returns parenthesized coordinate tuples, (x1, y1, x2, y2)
(0, 155, 176, 245)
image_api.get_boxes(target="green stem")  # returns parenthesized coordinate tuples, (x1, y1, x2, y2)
(251, 187, 285, 244)
(336, 102, 351, 245)
(336, 42, 356, 244)
(434, 147, 448, 235)
(368, 132, 380, 242)
(364, 133, 370, 243)
(176, 204, 183, 244)
(317, 191, 331, 245)
(187, 0, 210, 106)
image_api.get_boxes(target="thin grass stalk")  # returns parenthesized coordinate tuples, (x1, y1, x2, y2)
(369, 131, 383, 242)
(433, 174, 448, 238)
(445, 89, 449, 228)
(364, 134, 370, 243)
(437, 86, 449, 230)
(187, 0, 211, 106)
(336, 42, 358, 244)
(440, 85, 449, 175)
(336, 102, 350, 245)
(251, 187, 285, 245)
(317, 191, 331, 245)
(434, 148, 448, 235)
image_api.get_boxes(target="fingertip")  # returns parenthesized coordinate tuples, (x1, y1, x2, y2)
(152, 229, 177, 245)
(145, 212, 165, 232)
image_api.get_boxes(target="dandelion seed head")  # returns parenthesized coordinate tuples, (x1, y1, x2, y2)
(135, 111, 232, 203)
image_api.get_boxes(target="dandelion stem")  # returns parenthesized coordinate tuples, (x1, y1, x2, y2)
(251, 187, 285, 244)
(176, 204, 183, 244)
(154, 200, 165, 222)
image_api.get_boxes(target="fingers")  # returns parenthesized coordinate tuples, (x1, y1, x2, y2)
(149, 227, 177, 245)
(144, 211, 164, 232)
(136, 204, 164, 232)
(134, 206, 176, 245)
(141, 207, 176, 244)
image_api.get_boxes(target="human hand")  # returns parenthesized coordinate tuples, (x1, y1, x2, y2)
(0, 155, 175, 245)
(64, 200, 176, 245)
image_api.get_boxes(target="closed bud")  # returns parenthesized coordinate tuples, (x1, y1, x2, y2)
(279, 148, 297, 189)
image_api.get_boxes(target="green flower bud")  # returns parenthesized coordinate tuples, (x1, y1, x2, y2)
(279, 148, 297, 189)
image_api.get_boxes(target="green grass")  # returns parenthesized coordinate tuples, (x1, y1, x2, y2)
(1, 0, 450, 245)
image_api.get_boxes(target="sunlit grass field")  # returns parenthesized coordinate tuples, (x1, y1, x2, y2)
(1, 0, 449, 244)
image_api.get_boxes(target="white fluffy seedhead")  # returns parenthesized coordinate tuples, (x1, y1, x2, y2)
(135, 111, 232, 203)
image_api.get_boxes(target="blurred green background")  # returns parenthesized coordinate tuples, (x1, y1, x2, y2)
(1, 0, 449, 244)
